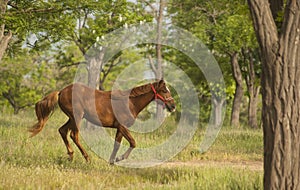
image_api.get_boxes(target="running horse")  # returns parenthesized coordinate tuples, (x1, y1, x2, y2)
(29, 80, 176, 164)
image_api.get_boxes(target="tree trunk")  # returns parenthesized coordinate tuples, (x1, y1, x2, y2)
(156, 0, 164, 80)
(3, 91, 23, 114)
(87, 48, 105, 89)
(87, 57, 101, 89)
(155, 0, 165, 121)
(245, 49, 260, 128)
(212, 96, 225, 126)
(0, 0, 12, 62)
(230, 52, 243, 127)
(248, 0, 300, 189)
(141, 1, 165, 121)
(85, 48, 105, 130)
(248, 86, 260, 128)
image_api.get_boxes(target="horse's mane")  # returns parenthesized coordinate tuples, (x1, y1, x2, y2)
(111, 82, 157, 99)
(129, 83, 152, 97)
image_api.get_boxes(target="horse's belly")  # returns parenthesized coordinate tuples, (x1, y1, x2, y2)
(83, 112, 114, 127)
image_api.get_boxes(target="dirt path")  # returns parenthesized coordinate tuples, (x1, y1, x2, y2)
(164, 160, 263, 171)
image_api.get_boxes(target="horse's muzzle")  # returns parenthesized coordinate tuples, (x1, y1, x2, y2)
(166, 102, 176, 112)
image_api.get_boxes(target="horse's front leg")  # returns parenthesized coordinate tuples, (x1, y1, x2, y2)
(115, 125, 136, 163)
(109, 129, 123, 165)
(115, 147, 134, 162)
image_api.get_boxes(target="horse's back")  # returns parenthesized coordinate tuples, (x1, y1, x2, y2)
(58, 83, 116, 126)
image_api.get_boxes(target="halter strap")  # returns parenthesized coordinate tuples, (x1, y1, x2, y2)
(151, 84, 164, 102)
(150, 83, 173, 103)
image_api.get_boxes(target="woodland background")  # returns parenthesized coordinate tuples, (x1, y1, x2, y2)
(2, 0, 300, 189)
(0, 0, 260, 129)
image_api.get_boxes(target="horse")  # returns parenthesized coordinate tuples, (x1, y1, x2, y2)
(29, 79, 176, 164)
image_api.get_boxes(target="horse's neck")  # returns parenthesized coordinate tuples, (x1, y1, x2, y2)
(130, 90, 154, 115)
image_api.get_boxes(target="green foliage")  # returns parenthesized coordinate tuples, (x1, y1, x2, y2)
(51, 0, 153, 89)
(169, 0, 260, 126)
(4, 0, 77, 53)
(213, 14, 257, 53)
(0, 0, 262, 129)
(0, 51, 56, 113)
(55, 43, 84, 88)
(1, 0, 154, 110)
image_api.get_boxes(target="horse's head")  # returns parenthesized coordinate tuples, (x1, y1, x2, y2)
(151, 80, 176, 112)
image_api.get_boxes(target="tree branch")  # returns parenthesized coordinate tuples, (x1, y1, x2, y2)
(0, 29, 12, 62)
(148, 54, 157, 75)
(0, 0, 8, 13)
(6, 2, 81, 15)
(0, 24, 4, 40)
(59, 61, 87, 69)
(2, 90, 15, 108)
(139, 0, 158, 19)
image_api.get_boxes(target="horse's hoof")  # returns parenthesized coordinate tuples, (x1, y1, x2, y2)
(84, 156, 90, 163)
(115, 156, 124, 162)
(109, 160, 115, 165)
(67, 152, 74, 162)
(68, 158, 73, 162)
(109, 157, 115, 165)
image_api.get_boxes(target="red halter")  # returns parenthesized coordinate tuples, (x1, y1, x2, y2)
(151, 84, 165, 102)
(150, 83, 174, 104)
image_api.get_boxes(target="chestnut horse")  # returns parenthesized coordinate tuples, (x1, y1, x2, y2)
(29, 80, 175, 164)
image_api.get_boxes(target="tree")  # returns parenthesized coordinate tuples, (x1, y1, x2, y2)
(0, 0, 79, 61)
(242, 48, 261, 128)
(154, 0, 165, 120)
(0, 51, 56, 114)
(214, 12, 259, 127)
(168, 0, 230, 124)
(170, 0, 260, 127)
(248, 0, 300, 189)
(0, 0, 80, 112)
(0, 0, 153, 112)
(229, 52, 243, 127)
(140, 0, 166, 120)
(0, 0, 12, 62)
(56, 0, 152, 89)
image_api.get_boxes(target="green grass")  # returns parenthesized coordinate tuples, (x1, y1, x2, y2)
(0, 163, 262, 189)
(0, 109, 263, 189)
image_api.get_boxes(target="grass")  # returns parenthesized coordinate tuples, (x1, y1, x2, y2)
(0, 109, 263, 189)
(0, 163, 262, 189)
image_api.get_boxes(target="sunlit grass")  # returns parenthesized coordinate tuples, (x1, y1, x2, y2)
(0, 162, 263, 189)
(0, 109, 263, 189)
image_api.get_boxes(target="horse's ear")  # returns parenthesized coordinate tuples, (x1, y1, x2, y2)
(158, 79, 165, 86)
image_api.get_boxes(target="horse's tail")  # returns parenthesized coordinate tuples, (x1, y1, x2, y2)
(29, 91, 60, 137)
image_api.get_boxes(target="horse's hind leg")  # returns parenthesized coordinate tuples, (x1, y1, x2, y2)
(69, 119, 90, 162)
(59, 119, 74, 161)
